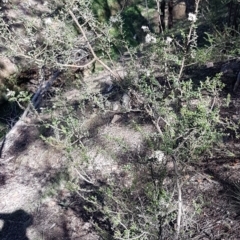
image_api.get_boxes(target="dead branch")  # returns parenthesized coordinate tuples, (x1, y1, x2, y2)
(233, 71, 240, 93)
(69, 10, 122, 80)
(0, 71, 62, 160)
(173, 156, 182, 240)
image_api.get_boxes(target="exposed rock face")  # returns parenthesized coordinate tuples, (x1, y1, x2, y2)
(0, 1, 44, 82)
(221, 61, 240, 75)
(172, 1, 187, 20)
(160, 0, 188, 31)
(0, 57, 18, 82)
(221, 60, 240, 93)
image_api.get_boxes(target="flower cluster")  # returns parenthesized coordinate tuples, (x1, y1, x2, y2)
(166, 37, 173, 44)
(141, 25, 150, 33)
(188, 13, 197, 22)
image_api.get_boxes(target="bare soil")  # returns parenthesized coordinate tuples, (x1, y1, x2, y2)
(0, 65, 240, 240)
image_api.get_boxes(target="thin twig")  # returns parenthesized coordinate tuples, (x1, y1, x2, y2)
(173, 156, 182, 240)
(154, 117, 164, 137)
(210, 96, 216, 111)
(233, 71, 240, 93)
(75, 168, 94, 185)
(177, 0, 201, 83)
(69, 10, 122, 80)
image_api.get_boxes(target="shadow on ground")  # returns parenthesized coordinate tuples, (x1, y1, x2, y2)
(0, 209, 33, 240)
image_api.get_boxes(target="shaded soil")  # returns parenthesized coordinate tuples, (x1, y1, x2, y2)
(0, 58, 240, 239)
(0, 1, 240, 236)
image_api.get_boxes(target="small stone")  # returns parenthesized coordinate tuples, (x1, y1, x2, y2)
(105, 100, 111, 108)
(112, 101, 120, 111)
(0, 57, 18, 80)
(149, 150, 165, 163)
(46, 200, 57, 207)
(206, 62, 214, 68)
(111, 114, 121, 124)
(122, 93, 130, 108)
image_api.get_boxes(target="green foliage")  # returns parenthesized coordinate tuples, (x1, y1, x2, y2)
(1, 0, 240, 239)
(136, 43, 224, 161)
(92, 0, 151, 46)
(7, 90, 31, 104)
(121, 5, 149, 45)
(0, 122, 7, 139)
(66, 156, 169, 239)
(37, 2, 234, 237)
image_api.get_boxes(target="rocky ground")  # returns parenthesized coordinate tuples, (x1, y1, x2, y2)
(0, 65, 240, 239)
(1, 1, 240, 239)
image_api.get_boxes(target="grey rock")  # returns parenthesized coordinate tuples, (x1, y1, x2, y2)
(112, 101, 120, 111)
(122, 93, 130, 109)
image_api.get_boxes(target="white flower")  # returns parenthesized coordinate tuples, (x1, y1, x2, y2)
(44, 18, 52, 25)
(188, 13, 197, 22)
(141, 26, 150, 32)
(6, 89, 15, 98)
(166, 36, 173, 44)
(145, 34, 156, 43)
(146, 70, 151, 77)
(110, 15, 121, 23)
